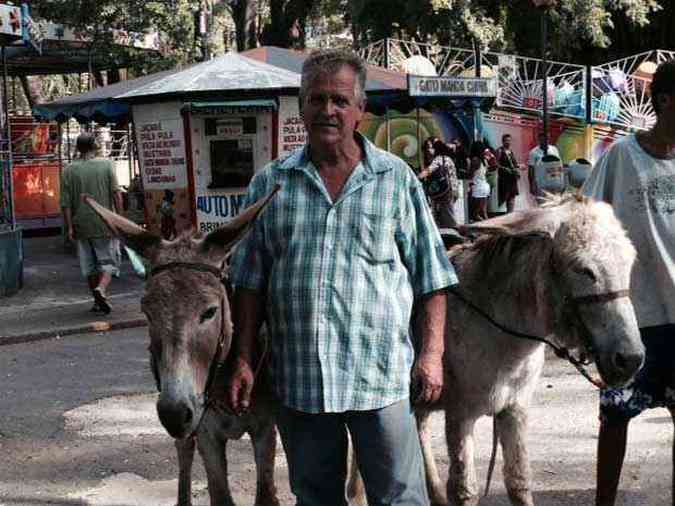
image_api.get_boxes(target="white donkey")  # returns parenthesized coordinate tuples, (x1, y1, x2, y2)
(428, 195, 645, 506)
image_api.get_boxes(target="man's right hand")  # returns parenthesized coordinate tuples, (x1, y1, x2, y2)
(227, 356, 255, 415)
(67, 227, 75, 242)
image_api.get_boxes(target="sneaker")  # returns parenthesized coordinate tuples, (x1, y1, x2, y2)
(92, 287, 112, 314)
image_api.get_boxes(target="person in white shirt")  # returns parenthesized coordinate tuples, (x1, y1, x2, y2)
(582, 59, 675, 506)
(527, 131, 561, 197)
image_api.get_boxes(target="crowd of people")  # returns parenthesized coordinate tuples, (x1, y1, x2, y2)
(417, 133, 526, 224)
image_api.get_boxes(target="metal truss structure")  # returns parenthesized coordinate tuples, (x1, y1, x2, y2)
(590, 50, 675, 131)
(359, 38, 675, 132)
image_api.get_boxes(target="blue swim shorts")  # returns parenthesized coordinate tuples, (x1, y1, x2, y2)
(599, 324, 675, 424)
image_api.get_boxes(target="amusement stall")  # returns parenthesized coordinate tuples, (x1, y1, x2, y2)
(114, 50, 419, 237)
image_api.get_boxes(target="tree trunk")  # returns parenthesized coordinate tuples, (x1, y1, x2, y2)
(19, 76, 34, 109)
(231, 0, 258, 51)
(262, 0, 314, 49)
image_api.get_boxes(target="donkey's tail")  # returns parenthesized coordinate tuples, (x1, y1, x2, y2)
(484, 417, 499, 497)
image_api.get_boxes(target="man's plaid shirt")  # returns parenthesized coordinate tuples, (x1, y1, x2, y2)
(231, 135, 457, 413)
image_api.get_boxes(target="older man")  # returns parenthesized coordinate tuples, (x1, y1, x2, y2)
(227, 49, 456, 505)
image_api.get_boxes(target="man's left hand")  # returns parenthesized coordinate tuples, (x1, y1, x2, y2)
(412, 350, 444, 405)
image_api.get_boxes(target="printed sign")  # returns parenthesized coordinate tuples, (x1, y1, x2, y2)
(216, 118, 243, 137)
(196, 192, 247, 233)
(137, 119, 187, 189)
(278, 96, 307, 157)
(408, 76, 497, 98)
(21, 4, 44, 54)
(0, 4, 22, 39)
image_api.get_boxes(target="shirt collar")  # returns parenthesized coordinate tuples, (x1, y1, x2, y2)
(277, 133, 393, 175)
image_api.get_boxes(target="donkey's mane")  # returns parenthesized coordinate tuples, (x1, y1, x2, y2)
(450, 197, 635, 294)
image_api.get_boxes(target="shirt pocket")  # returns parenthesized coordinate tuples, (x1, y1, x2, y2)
(356, 211, 398, 263)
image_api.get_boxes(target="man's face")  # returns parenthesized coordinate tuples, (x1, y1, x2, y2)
(503, 136, 512, 149)
(657, 92, 675, 121)
(302, 65, 365, 150)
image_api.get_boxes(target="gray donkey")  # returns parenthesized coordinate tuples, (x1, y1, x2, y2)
(85, 189, 281, 506)
(346, 196, 646, 506)
(436, 195, 645, 505)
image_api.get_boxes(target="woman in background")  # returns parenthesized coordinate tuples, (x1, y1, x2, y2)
(469, 141, 491, 221)
(418, 139, 459, 228)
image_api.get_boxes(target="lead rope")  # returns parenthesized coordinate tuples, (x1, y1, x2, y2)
(447, 287, 605, 498)
(448, 287, 604, 388)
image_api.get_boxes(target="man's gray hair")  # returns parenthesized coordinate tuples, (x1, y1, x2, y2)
(300, 49, 368, 105)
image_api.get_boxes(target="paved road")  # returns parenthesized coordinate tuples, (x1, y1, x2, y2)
(0, 329, 671, 505)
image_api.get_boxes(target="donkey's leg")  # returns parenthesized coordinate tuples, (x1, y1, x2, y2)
(446, 413, 479, 506)
(250, 421, 281, 506)
(417, 410, 446, 505)
(176, 436, 196, 506)
(496, 407, 534, 506)
(196, 432, 235, 506)
(346, 440, 367, 506)
(669, 407, 675, 506)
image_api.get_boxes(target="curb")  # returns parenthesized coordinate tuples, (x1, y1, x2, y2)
(0, 318, 148, 347)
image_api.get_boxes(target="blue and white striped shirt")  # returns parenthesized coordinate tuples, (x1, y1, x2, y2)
(231, 135, 457, 413)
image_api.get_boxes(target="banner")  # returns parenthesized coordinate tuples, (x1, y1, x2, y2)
(408, 76, 497, 98)
(137, 119, 187, 190)
(278, 96, 307, 157)
(196, 192, 247, 233)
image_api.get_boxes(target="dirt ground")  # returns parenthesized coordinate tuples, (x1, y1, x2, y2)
(0, 328, 671, 506)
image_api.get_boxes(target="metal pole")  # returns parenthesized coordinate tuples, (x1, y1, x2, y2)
(2, 46, 15, 229)
(384, 37, 390, 70)
(416, 106, 421, 167)
(385, 107, 391, 152)
(541, 7, 549, 151)
(127, 122, 133, 183)
(66, 119, 71, 162)
(586, 64, 593, 125)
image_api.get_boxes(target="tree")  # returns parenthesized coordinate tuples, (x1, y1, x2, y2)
(216, 0, 258, 51)
(260, 0, 316, 48)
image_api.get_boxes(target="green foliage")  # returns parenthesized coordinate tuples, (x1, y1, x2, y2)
(28, 0, 199, 72)
(350, 0, 663, 59)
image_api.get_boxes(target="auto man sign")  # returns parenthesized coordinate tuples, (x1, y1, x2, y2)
(408, 75, 497, 98)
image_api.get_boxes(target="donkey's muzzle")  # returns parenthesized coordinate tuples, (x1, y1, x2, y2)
(610, 348, 644, 385)
(157, 396, 194, 439)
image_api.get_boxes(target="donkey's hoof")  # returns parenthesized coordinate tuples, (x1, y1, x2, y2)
(429, 489, 448, 506)
(255, 496, 280, 506)
(507, 489, 534, 506)
(448, 496, 479, 506)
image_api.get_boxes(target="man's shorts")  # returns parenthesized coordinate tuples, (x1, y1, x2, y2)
(77, 238, 120, 278)
(599, 324, 675, 424)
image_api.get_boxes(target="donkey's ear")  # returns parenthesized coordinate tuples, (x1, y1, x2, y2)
(83, 195, 162, 258)
(202, 184, 280, 256)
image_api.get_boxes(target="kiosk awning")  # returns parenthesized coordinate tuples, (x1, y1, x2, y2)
(183, 99, 278, 115)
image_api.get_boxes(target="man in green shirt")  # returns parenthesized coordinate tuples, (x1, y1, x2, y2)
(60, 133, 123, 314)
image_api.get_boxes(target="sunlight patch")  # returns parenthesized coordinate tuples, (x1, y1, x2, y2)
(64, 393, 164, 437)
(68, 472, 208, 505)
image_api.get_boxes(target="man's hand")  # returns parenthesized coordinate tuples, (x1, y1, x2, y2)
(227, 356, 255, 415)
(412, 350, 444, 405)
(67, 226, 75, 242)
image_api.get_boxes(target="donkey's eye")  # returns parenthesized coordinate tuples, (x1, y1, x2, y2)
(200, 306, 218, 323)
(574, 266, 597, 282)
